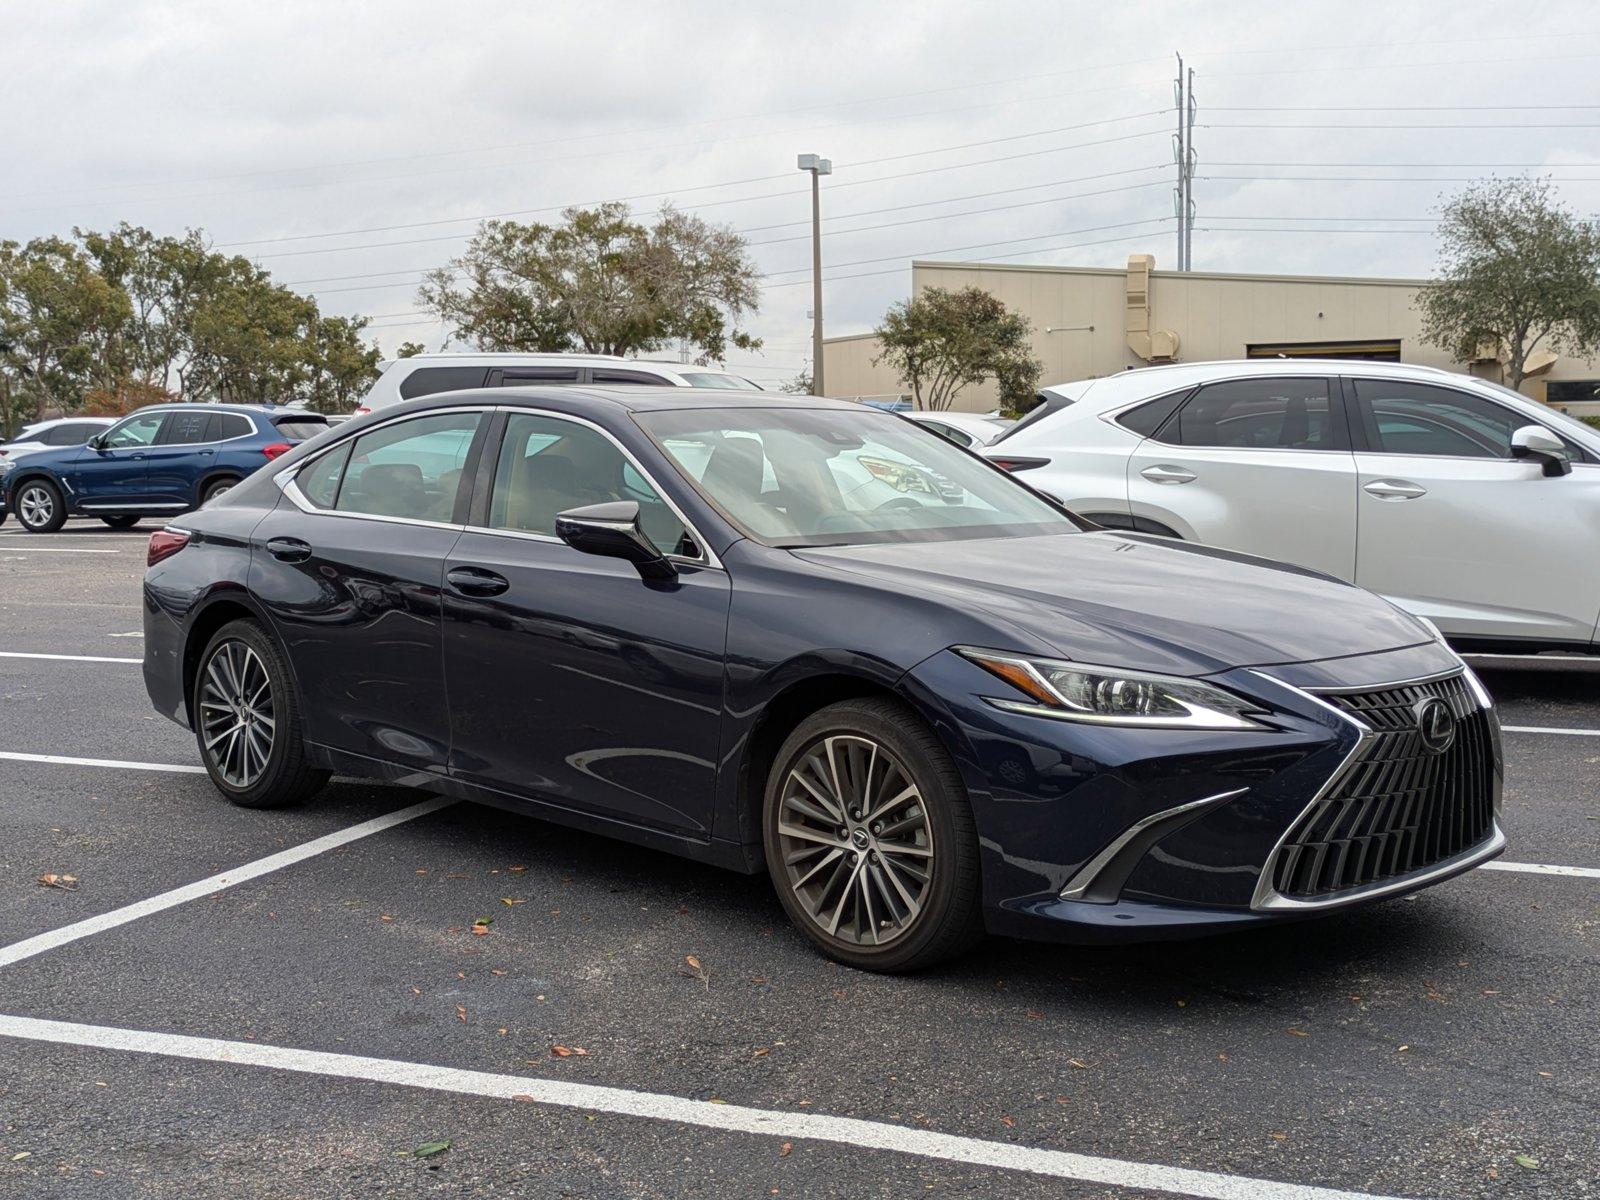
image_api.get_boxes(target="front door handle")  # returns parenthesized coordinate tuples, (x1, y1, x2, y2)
(1363, 479, 1427, 501)
(1141, 464, 1197, 484)
(446, 565, 510, 597)
(266, 536, 312, 563)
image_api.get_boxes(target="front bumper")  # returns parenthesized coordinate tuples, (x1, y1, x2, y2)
(904, 644, 1504, 945)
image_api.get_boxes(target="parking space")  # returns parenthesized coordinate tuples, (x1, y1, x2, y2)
(1, 523, 1596, 1197)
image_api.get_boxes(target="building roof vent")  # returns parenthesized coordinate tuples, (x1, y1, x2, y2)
(1125, 254, 1180, 362)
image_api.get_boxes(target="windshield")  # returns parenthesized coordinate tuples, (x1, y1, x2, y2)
(678, 372, 759, 390)
(638, 406, 1076, 547)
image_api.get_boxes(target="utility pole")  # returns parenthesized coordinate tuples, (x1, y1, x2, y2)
(1173, 54, 1186, 272)
(1185, 65, 1197, 270)
(797, 153, 832, 396)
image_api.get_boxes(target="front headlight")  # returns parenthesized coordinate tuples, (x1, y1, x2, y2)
(958, 648, 1268, 730)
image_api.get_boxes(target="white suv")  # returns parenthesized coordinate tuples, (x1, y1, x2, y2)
(353, 354, 761, 415)
(985, 359, 1600, 651)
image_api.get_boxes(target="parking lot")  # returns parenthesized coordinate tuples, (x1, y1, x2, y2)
(0, 520, 1594, 1199)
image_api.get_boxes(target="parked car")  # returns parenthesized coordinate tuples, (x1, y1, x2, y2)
(901, 410, 1012, 448)
(0, 417, 116, 525)
(985, 360, 1600, 653)
(144, 386, 1503, 972)
(352, 353, 761, 415)
(3, 404, 330, 533)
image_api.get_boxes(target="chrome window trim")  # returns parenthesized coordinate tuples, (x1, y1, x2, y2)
(1245, 666, 1502, 911)
(1096, 373, 1351, 455)
(1348, 377, 1594, 464)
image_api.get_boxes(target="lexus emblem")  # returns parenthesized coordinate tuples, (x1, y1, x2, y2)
(1414, 697, 1456, 755)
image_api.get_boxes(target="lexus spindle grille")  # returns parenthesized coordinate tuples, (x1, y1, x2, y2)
(1271, 674, 1497, 900)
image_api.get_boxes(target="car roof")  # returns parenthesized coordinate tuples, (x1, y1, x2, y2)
(384, 353, 749, 375)
(488, 384, 859, 413)
(1058, 358, 1487, 409)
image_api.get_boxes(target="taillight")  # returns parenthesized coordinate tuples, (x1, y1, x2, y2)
(353, 406, 371, 416)
(988, 455, 1050, 473)
(147, 528, 190, 567)
(261, 442, 293, 460)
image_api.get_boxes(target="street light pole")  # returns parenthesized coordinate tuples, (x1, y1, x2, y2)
(797, 153, 832, 396)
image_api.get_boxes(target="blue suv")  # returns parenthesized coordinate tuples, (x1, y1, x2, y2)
(1, 404, 330, 533)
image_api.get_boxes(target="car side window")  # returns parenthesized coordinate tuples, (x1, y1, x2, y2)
(100, 412, 167, 450)
(398, 366, 490, 400)
(1116, 389, 1189, 438)
(591, 368, 670, 385)
(44, 423, 83, 445)
(157, 410, 215, 445)
(1162, 378, 1338, 450)
(1353, 380, 1542, 459)
(297, 442, 353, 509)
(921, 421, 973, 447)
(487, 413, 692, 556)
(335, 412, 480, 523)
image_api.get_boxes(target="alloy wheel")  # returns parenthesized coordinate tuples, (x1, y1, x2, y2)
(775, 734, 933, 947)
(198, 640, 275, 788)
(18, 485, 54, 528)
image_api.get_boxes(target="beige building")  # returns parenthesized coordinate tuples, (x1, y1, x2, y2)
(822, 255, 1600, 414)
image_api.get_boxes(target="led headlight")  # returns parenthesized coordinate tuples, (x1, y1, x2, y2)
(958, 648, 1268, 730)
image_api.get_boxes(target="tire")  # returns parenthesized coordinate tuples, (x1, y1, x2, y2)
(201, 477, 239, 505)
(15, 479, 67, 533)
(193, 619, 329, 809)
(100, 515, 141, 529)
(762, 697, 984, 972)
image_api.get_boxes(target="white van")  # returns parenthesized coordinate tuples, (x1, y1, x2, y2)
(353, 353, 762, 415)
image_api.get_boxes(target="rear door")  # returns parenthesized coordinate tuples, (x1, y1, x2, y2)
(1125, 375, 1358, 578)
(69, 410, 166, 506)
(1348, 377, 1600, 643)
(144, 409, 219, 504)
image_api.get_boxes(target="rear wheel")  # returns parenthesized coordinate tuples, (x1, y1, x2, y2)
(201, 477, 238, 505)
(16, 480, 67, 533)
(194, 619, 329, 809)
(762, 697, 984, 972)
(100, 515, 140, 529)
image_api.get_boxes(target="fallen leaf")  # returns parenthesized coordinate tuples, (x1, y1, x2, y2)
(1000, 1115, 1015, 1128)
(1514, 1155, 1541, 1171)
(1025, 1010, 1043, 1020)
(753, 1047, 770, 1057)
(778, 1142, 792, 1158)
(1217, 1052, 1230, 1062)
(491, 969, 507, 977)
(1175, 999, 1188, 1008)
(1067, 1058, 1088, 1070)
(512, 1094, 535, 1102)
(509, 864, 527, 873)
(380, 914, 395, 923)
(37, 873, 78, 890)
(410, 987, 421, 995)
(685, 955, 702, 971)
(551, 1045, 588, 1057)
(456, 1005, 468, 1023)
(412, 1141, 450, 1159)
(10, 1152, 30, 1162)
(1397, 1045, 1410, 1053)
(1270, 1132, 1287, 1141)
(500, 897, 524, 906)
(1286, 1028, 1309, 1037)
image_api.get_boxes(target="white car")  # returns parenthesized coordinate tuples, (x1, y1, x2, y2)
(1, 416, 115, 462)
(984, 359, 1600, 651)
(353, 353, 762, 415)
(901, 410, 1012, 448)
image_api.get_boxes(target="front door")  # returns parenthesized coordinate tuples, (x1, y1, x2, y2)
(249, 409, 485, 774)
(442, 411, 731, 837)
(69, 410, 166, 506)
(1124, 375, 1358, 578)
(1349, 378, 1600, 644)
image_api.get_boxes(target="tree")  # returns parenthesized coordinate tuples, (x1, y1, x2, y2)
(395, 340, 426, 359)
(419, 202, 762, 362)
(872, 286, 1042, 412)
(781, 365, 813, 395)
(299, 314, 382, 413)
(1417, 177, 1600, 390)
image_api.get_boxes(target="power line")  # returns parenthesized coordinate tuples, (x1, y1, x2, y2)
(1208, 50, 1600, 78)
(1207, 104, 1600, 112)
(1204, 122, 1600, 130)
(1205, 161, 1600, 168)
(1192, 31, 1600, 57)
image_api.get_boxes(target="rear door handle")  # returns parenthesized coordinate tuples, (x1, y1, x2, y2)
(1140, 464, 1197, 484)
(446, 565, 510, 597)
(266, 536, 312, 563)
(1363, 479, 1427, 501)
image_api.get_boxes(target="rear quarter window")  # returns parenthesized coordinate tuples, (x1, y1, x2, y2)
(398, 366, 491, 400)
(273, 417, 331, 440)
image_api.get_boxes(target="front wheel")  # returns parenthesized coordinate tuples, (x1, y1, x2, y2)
(15, 479, 67, 533)
(100, 515, 140, 529)
(194, 619, 329, 809)
(762, 697, 984, 972)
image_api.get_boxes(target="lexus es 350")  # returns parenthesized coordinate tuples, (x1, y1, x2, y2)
(142, 387, 1505, 971)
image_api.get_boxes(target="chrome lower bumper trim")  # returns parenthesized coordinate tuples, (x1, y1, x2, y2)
(1251, 821, 1506, 912)
(1060, 787, 1248, 902)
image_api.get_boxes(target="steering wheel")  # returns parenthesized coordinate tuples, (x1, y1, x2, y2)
(875, 497, 925, 511)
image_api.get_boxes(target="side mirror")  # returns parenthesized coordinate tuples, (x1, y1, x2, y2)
(1511, 424, 1572, 477)
(554, 500, 677, 581)
(85, 435, 106, 451)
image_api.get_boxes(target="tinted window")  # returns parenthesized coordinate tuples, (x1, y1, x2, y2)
(1166, 378, 1337, 450)
(217, 413, 254, 440)
(1355, 380, 1534, 459)
(44, 423, 92, 445)
(499, 368, 580, 384)
(488, 413, 692, 556)
(1116, 390, 1189, 438)
(678, 372, 757, 390)
(591, 368, 670, 385)
(397, 366, 490, 400)
(158, 410, 215, 445)
(101, 412, 167, 449)
(298, 442, 352, 509)
(273, 416, 330, 441)
(336, 412, 479, 522)
(918, 420, 973, 447)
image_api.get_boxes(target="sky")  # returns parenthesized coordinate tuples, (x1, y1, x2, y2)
(3, 0, 1599, 386)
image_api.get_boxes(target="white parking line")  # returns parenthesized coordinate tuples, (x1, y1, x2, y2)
(0, 547, 121, 554)
(0, 1014, 1404, 1200)
(0, 751, 203, 773)
(1502, 724, 1600, 737)
(0, 651, 141, 664)
(0, 795, 456, 970)
(1483, 861, 1600, 879)
(1465, 653, 1598, 663)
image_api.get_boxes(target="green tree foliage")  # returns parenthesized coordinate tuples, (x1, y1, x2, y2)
(0, 226, 382, 419)
(419, 202, 762, 362)
(872, 286, 1042, 412)
(1418, 177, 1600, 390)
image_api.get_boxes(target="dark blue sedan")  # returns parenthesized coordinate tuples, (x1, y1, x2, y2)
(3, 404, 329, 532)
(140, 387, 1504, 971)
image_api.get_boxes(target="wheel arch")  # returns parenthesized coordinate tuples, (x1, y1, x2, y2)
(195, 469, 245, 504)
(180, 592, 277, 728)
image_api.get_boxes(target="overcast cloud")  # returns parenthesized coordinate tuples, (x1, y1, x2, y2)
(4, 0, 1598, 382)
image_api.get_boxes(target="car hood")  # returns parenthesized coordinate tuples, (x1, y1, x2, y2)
(794, 530, 1435, 676)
